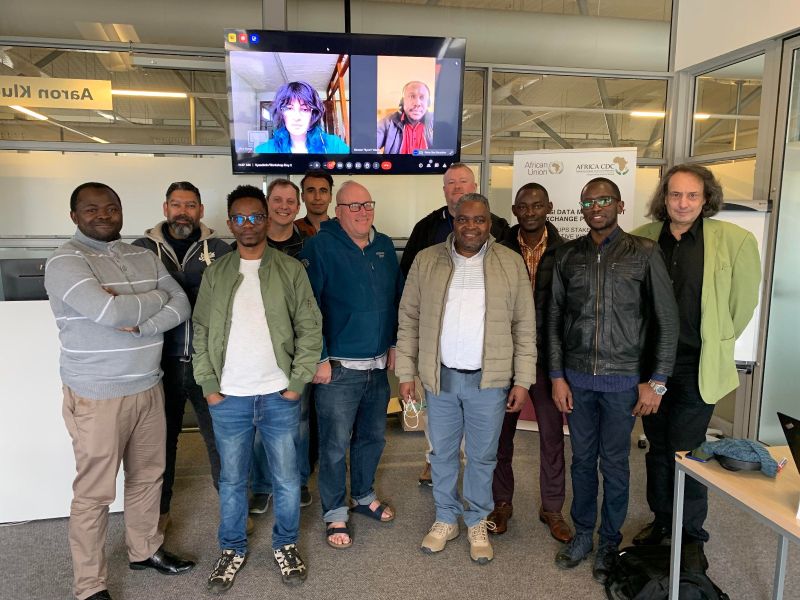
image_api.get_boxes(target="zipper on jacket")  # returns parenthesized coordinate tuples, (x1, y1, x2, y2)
(162, 239, 202, 359)
(593, 248, 601, 375)
(435, 254, 456, 395)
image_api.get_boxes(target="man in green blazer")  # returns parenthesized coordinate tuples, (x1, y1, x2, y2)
(631, 164, 761, 547)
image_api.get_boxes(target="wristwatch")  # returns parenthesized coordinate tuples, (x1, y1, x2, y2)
(649, 380, 667, 396)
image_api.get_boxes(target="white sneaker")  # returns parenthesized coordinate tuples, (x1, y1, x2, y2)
(421, 521, 460, 553)
(468, 520, 496, 564)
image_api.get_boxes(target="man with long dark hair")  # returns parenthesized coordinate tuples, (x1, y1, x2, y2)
(631, 164, 760, 549)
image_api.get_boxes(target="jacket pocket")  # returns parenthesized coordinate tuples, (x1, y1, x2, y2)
(611, 261, 645, 309)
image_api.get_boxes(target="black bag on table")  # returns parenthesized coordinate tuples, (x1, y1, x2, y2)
(604, 543, 730, 600)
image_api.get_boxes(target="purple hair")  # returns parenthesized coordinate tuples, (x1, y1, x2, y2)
(270, 81, 325, 131)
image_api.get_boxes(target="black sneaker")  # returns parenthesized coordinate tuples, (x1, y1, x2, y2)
(273, 543, 308, 585)
(300, 486, 312, 507)
(249, 493, 272, 514)
(592, 541, 618, 584)
(207, 550, 247, 594)
(555, 532, 593, 569)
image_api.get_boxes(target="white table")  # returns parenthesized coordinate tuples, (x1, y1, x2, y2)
(670, 446, 800, 599)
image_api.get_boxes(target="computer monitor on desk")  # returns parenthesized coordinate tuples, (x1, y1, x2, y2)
(0, 258, 48, 301)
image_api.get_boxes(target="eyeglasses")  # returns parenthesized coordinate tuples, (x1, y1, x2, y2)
(337, 201, 376, 212)
(229, 213, 267, 227)
(579, 196, 617, 210)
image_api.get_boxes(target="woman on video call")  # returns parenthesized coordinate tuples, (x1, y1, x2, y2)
(255, 81, 349, 154)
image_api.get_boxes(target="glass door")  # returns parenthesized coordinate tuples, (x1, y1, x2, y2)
(759, 38, 800, 443)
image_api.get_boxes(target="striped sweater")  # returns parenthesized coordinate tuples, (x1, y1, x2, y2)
(45, 229, 191, 400)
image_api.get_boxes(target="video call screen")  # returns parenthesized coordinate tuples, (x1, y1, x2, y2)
(225, 29, 466, 175)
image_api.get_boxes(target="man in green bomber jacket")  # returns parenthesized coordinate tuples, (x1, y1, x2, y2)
(631, 164, 761, 549)
(192, 185, 322, 592)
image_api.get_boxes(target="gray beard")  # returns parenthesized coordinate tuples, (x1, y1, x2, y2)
(169, 222, 194, 239)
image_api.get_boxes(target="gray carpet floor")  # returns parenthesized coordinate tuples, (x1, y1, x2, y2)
(1, 417, 798, 599)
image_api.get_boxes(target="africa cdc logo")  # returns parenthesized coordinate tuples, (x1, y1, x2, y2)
(613, 156, 629, 175)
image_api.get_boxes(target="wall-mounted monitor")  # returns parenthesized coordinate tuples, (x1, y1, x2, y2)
(0, 258, 48, 301)
(225, 29, 466, 175)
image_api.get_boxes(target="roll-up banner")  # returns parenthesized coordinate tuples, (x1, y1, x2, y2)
(512, 147, 638, 240)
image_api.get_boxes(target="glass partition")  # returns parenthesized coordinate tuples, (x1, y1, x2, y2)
(461, 69, 485, 156)
(0, 46, 228, 146)
(489, 73, 667, 159)
(692, 55, 763, 157)
(704, 158, 757, 202)
(760, 47, 800, 444)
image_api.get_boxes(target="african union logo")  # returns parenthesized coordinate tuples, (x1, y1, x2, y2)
(549, 161, 564, 175)
(613, 156, 629, 175)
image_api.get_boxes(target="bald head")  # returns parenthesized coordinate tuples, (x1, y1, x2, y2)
(442, 164, 478, 215)
(335, 180, 374, 245)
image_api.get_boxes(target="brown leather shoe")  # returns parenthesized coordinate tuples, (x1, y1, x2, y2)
(486, 502, 513, 535)
(539, 508, 573, 543)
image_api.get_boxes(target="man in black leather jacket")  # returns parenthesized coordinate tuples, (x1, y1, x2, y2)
(547, 177, 678, 585)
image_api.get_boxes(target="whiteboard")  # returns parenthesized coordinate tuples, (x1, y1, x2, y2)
(717, 205, 769, 364)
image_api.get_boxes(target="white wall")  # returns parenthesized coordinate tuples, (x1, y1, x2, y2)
(0, 152, 667, 243)
(0, 152, 451, 240)
(674, 0, 800, 71)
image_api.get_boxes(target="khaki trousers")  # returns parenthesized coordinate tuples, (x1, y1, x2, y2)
(62, 383, 166, 600)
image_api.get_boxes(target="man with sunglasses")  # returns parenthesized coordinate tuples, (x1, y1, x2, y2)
(192, 185, 322, 591)
(133, 181, 231, 534)
(297, 181, 404, 550)
(547, 177, 678, 584)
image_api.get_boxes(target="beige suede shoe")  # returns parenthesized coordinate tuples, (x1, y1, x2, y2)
(421, 521, 460, 553)
(467, 520, 496, 564)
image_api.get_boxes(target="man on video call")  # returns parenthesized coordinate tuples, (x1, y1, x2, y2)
(377, 80, 434, 154)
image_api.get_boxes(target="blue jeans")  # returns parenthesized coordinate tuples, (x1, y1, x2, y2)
(315, 365, 389, 523)
(251, 384, 312, 494)
(567, 385, 637, 546)
(209, 392, 300, 552)
(426, 366, 507, 527)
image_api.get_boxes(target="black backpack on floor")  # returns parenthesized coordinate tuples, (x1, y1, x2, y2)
(604, 544, 730, 600)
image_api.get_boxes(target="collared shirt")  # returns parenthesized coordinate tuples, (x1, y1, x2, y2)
(658, 217, 704, 370)
(518, 226, 548, 289)
(439, 239, 487, 370)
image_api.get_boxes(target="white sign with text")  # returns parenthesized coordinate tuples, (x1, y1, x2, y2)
(512, 147, 638, 240)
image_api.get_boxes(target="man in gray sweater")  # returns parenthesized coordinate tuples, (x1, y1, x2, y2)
(45, 182, 195, 600)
